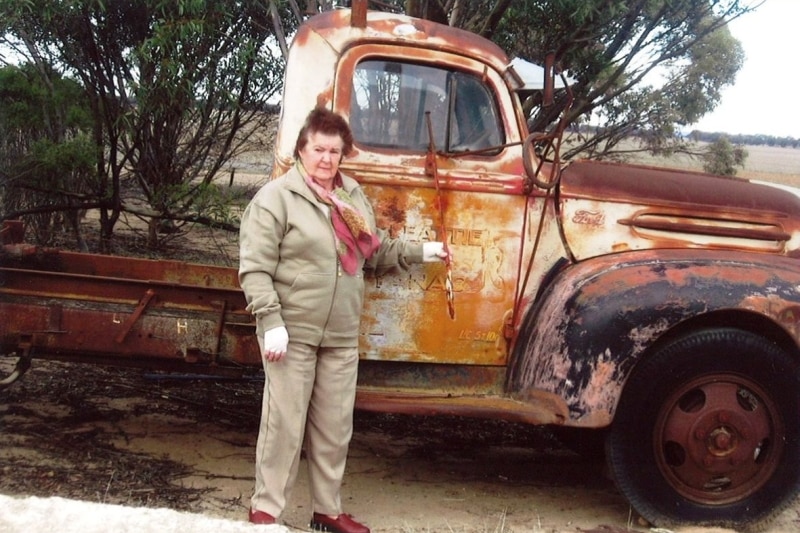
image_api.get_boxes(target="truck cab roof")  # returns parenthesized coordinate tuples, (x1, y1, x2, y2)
(272, 8, 525, 175)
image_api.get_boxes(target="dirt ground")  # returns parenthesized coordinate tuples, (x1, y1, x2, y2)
(1, 360, 799, 533)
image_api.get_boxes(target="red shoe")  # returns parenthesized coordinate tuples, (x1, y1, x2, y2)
(249, 508, 277, 524)
(310, 512, 370, 533)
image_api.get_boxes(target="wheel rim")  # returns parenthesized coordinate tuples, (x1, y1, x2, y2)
(654, 373, 784, 505)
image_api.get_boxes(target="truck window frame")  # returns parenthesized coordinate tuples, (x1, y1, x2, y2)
(350, 58, 505, 155)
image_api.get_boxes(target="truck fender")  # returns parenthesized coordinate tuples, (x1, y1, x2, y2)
(506, 248, 800, 427)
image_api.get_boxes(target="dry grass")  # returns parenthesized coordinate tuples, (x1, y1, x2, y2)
(625, 142, 800, 187)
(735, 144, 800, 186)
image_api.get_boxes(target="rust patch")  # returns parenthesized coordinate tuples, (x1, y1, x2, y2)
(374, 195, 409, 237)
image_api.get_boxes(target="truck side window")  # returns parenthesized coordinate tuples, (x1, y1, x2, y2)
(351, 60, 504, 154)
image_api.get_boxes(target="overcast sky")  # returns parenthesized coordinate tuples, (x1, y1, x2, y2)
(691, 0, 798, 138)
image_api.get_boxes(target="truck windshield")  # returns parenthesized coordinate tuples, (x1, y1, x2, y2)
(350, 59, 504, 154)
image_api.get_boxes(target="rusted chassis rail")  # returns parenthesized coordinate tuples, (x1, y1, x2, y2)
(1, 246, 262, 383)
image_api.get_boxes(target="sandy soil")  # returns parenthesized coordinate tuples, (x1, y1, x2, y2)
(2, 360, 799, 533)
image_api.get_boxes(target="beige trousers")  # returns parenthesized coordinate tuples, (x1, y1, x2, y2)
(251, 340, 358, 519)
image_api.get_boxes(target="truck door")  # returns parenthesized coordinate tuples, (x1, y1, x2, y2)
(334, 47, 529, 366)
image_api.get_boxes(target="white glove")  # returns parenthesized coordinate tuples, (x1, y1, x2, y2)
(263, 326, 289, 361)
(423, 241, 449, 262)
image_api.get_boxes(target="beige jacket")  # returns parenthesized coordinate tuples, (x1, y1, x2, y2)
(239, 166, 424, 347)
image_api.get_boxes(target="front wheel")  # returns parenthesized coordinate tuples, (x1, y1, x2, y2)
(607, 328, 800, 531)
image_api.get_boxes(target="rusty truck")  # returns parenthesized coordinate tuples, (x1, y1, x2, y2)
(3, 5, 800, 531)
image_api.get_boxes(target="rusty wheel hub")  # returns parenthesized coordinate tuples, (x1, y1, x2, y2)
(655, 377, 782, 504)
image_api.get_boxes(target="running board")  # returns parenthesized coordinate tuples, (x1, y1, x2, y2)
(355, 388, 569, 426)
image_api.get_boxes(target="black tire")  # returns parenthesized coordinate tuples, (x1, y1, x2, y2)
(607, 328, 800, 531)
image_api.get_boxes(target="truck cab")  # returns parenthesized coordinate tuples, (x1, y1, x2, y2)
(274, 8, 564, 409)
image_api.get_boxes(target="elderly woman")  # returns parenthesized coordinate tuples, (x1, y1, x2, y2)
(239, 107, 446, 533)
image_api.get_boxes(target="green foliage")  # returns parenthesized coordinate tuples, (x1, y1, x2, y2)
(0, 64, 91, 149)
(0, 63, 96, 247)
(702, 135, 747, 176)
(188, 182, 243, 227)
(27, 135, 95, 175)
(2, 0, 289, 249)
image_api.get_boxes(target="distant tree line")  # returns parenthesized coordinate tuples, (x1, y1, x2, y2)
(688, 130, 799, 149)
(570, 125, 749, 176)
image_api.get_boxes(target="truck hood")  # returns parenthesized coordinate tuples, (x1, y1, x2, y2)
(556, 160, 800, 260)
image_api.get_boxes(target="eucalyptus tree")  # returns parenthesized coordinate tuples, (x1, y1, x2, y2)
(703, 135, 747, 175)
(2, 0, 293, 249)
(0, 63, 95, 249)
(503, 0, 749, 161)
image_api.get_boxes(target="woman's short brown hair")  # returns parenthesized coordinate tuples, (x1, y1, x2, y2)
(293, 107, 354, 159)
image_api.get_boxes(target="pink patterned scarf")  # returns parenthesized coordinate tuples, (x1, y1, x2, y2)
(299, 163, 380, 275)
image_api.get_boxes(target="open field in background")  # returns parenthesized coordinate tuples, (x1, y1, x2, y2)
(625, 142, 800, 187)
